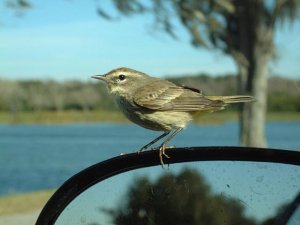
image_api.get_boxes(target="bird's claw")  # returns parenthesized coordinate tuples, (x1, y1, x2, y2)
(137, 144, 172, 168)
(159, 144, 170, 167)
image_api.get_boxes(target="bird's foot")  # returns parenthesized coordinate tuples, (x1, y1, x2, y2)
(159, 144, 170, 167)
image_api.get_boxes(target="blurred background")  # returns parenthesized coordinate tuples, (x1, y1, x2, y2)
(0, 0, 299, 224)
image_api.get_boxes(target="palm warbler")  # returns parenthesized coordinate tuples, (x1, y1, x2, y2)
(92, 67, 253, 165)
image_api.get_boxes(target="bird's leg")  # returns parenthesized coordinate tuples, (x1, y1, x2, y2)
(159, 128, 183, 165)
(138, 131, 170, 153)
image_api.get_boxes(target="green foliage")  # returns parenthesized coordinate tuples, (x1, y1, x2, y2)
(106, 168, 257, 225)
(268, 92, 300, 112)
(0, 79, 118, 113)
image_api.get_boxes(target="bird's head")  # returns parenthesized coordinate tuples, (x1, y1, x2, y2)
(92, 67, 152, 96)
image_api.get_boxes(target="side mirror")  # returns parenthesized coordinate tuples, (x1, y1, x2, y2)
(35, 147, 300, 225)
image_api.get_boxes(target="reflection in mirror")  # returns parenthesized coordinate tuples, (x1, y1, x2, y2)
(55, 161, 300, 225)
(286, 205, 300, 225)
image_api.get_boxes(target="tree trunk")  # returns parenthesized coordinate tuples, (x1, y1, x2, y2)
(236, 60, 250, 146)
(238, 27, 273, 147)
(224, 0, 275, 147)
(239, 58, 268, 147)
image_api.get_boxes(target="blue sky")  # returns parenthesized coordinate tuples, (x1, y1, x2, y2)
(0, 0, 299, 81)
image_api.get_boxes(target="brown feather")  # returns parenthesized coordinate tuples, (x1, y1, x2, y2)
(133, 80, 225, 112)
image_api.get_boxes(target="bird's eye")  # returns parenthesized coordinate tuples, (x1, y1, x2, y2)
(118, 74, 126, 81)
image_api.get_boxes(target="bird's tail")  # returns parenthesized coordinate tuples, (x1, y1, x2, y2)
(206, 95, 255, 104)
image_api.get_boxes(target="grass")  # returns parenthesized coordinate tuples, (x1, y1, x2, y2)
(0, 190, 55, 216)
(266, 111, 300, 121)
(0, 110, 299, 124)
(0, 110, 126, 124)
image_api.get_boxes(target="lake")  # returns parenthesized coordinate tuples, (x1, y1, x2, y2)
(0, 121, 299, 196)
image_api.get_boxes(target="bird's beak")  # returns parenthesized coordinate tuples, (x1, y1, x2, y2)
(91, 75, 106, 81)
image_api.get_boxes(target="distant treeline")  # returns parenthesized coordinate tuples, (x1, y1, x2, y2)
(0, 74, 299, 113)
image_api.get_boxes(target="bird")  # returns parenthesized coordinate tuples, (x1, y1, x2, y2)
(92, 67, 254, 165)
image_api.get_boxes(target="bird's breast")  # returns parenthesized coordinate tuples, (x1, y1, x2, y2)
(114, 96, 192, 131)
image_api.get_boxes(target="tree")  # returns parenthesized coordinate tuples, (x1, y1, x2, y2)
(105, 168, 257, 225)
(0, 80, 25, 114)
(96, 0, 300, 147)
(2, 0, 31, 18)
(3, 0, 31, 10)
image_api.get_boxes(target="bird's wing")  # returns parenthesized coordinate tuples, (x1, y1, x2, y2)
(133, 80, 225, 111)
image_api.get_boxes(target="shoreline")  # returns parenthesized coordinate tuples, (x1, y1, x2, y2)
(0, 111, 299, 124)
(0, 190, 54, 225)
(0, 190, 55, 216)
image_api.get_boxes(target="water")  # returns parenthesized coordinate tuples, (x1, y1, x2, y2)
(0, 121, 299, 196)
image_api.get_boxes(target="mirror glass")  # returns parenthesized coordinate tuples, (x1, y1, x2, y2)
(55, 161, 300, 225)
